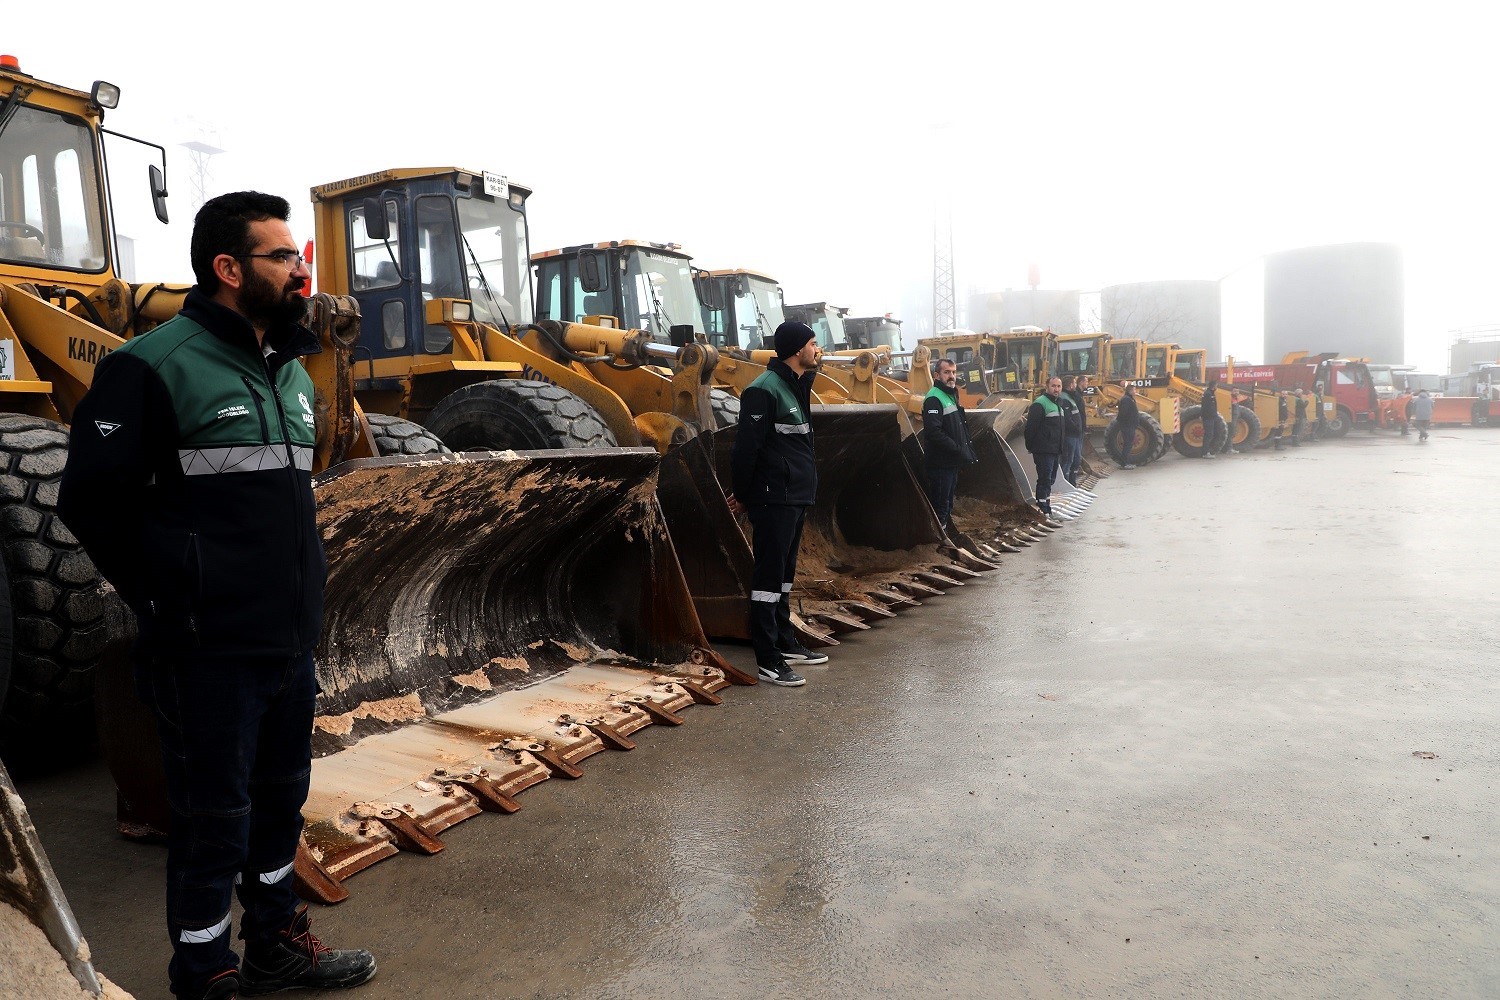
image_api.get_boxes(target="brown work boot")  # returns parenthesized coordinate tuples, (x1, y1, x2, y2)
(240, 907, 375, 995)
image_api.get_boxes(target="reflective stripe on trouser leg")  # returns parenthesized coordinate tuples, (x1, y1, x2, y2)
(747, 504, 804, 668)
(775, 508, 805, 650)
(236, 650, 316, 945)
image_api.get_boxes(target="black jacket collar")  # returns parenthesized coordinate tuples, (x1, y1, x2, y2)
(180, 286, 322, 362)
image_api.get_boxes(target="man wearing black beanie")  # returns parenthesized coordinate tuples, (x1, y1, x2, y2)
(726, 321, 825, 686)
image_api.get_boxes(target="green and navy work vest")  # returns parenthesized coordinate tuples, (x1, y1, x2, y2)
(921, 384, 977, 469)
(58, 289, 326, 658)
(730, 360, 818, 506)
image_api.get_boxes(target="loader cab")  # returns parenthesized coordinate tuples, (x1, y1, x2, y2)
(844, 315, 904, 353)
(699, 268, 785, 350)
(1174, 349, 1206, 383)
(784, 301, 849, 351)
(999, 327, 1056, 393)
(0, 57, 166, 295)
(1107, 339, 1144, 381)
(1055, 334, 1107, 384)
(1144, 344, 1173, 379)
(316, 168, 535, 372)
(532, 240, 704, 344)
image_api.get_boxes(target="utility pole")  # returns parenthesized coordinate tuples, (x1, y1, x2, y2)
(933, 205, 955, 333)
(177, 117, 226, 214)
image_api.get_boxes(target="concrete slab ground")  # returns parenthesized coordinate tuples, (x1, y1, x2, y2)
(17, 429, 1500, 999)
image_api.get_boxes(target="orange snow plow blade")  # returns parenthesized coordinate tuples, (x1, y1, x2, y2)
(102, 449, 747, 903)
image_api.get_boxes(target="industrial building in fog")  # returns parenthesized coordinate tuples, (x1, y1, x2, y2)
(1102, 280, 1222, 359)
(1263, 242, 1404, 363)
(967, 288, 1081, 334)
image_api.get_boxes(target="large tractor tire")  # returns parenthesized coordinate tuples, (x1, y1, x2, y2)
(1229, 405, 1263, 453)
(426, 379, 618, 451)
(0, 557, 11, 718)
(1172, 405, 1227, 458)
(1104, 412, 1163, 466)
(708, 388, 740, 430)
(1325, 406, 1352, 438)
(0, 416, 125, 767)
(365, 412, 452, 457)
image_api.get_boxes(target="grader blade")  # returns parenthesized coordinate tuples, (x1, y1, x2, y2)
(104, 449, 749, 902)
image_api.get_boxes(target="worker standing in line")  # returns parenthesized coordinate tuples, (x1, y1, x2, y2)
(726, 321, 827, 687)
(1201, 377, 1220, 458)
(1061, 375, 1086, 485)
(1410, 388, 1435, 442)
(1293, 387, 1309, 445)
(921, 356, 978, 534)
(1024, 376, 1067, 517)
(1115, 381, 1140, 469)
(58, 193, 376, 1000)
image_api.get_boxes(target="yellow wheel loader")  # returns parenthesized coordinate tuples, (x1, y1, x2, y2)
(309, 184, 776, 648)
(1, 62, 742, 910)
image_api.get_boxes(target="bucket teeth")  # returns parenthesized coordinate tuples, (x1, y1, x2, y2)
(810, 611, 870, 633)
(294, 839, 349, 905)
(839, 600, 896, 621)
(369, 806, 447, 855)
(628, 696, 685, 726)
(446, 772, 524, 812)
(671, 679, 725, 706)
(870, 588, 920, 607)
(909, 571, 963, 590)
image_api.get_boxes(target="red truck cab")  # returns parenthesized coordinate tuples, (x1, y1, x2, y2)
(1206, 353, 1378, 437)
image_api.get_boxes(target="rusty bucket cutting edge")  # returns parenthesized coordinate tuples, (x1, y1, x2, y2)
(100, 448, 746, 902)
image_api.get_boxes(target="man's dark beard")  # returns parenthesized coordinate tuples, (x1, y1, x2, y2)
(238, 264, 307, 330)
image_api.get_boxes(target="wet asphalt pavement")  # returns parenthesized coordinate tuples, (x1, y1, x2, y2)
(18, 429, 1500, 999)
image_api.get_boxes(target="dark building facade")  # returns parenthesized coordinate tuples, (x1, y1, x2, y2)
(1263, 242, 1404, 363)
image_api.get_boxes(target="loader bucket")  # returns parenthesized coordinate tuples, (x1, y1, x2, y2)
(1, 760, 106, 997)
(714, 404, 981, 632)
(102, 449, 748, 902)
(654, 433, 754, 640)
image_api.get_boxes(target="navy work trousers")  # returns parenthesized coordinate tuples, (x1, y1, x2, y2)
(746, 504, 807, 668)
(1063, 435, 1083, 484)
(1032, 452, 1060, 511)
(925, 466, 960, 533)
(138, 649, 316, 996)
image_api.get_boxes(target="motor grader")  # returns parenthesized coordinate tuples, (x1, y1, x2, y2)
(1, 61, 746, 959)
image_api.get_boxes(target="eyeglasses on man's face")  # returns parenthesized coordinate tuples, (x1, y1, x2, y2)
(239, 249, 307, 269)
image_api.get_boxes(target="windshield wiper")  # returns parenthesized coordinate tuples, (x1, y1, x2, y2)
(644, 274, 675, 335)
(460, 231, 512, 333)
(0, 84, 36, 144)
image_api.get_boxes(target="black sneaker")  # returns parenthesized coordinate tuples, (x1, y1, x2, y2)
(780, 645, 829, 665)
(241, 908, 376, 995)
(757, 663, 807, 687)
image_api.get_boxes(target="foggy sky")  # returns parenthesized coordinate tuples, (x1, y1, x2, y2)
(10, 1, 1496, 372)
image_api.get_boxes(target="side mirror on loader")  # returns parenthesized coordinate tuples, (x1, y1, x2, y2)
(361, 197, 389, 241)
(578, 250, 605, 293)
(694, 269, 722, 310)
(148, 165, 169, 224)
